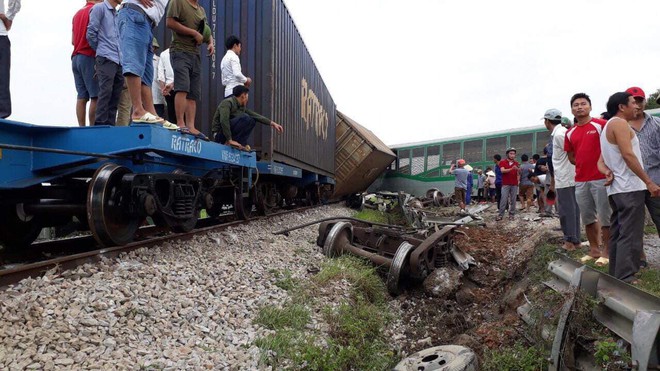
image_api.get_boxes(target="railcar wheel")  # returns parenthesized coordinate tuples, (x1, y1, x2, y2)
(393, 345, 478, 371)
(322, 222, 353, 258)
(234, 187, 253, 220)
(387, 241, 414, 295)
(0, 204, 42, 251)
(87, 163, 141, 247)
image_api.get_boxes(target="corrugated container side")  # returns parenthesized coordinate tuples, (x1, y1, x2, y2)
(333, 111, 396, 198)
(154, 0, 335, 177)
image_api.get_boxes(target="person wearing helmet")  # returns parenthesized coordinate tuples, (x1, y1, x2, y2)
(449, 159, 469, 212)
(496, 147, 520, 221)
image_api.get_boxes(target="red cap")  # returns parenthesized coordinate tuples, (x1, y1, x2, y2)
(457, 159, 466, 166)
(626, 87, 645, 98)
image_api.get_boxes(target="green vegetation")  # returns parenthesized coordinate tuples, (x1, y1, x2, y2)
(637, 268, 660, 297)
(644, 225, 658, 235)
(528, 242, 559, 284)
(271, 268, 299, 291)
(481, 342, 547, 371)
(594, 339, 630, 369)
(255, 255, 397, 370)
(353, 208, 406, 226)
(353, 209, 390, 224)
(255, 302, 310, 331)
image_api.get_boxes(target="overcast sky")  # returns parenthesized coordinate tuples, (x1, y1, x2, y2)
(7, 0, 660, 146)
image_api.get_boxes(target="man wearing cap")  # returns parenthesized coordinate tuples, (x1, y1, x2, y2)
(565, 93, 610, 263)
(449, 159, 469, 212)
(497, 148, 520, 221)
(87, 0, 123, 126)
(626, 87, 660, 244)
(597, 92, 660, 283)
(544, 108, 580, 251)
(476, 169, 485, 203)
(0, 0, 20, 119)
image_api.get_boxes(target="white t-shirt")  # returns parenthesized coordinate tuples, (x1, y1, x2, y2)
(551, 125, 576, 189)
(125, 0, 168, 25)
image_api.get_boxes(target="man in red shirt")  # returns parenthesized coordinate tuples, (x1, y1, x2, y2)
(72, 0, 101, 126)
(496, 147, 520, 221)
(565, 92, 611, 263)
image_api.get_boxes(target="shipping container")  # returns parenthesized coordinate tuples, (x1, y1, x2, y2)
(154, 0, 336, 177)
(333, 111, 395, 199)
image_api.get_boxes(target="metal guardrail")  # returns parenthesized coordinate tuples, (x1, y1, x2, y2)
(545, 255, 660, 370)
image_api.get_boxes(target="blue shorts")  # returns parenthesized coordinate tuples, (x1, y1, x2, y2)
(117, 7, 154, 86)
(72, 54, 99, 100)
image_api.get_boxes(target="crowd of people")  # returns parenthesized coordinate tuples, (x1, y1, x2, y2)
(452, 89, 660, 284)
(0, 0, 282, 148)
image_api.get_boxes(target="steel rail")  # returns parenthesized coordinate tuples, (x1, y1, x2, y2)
(0, 206, 318, 288)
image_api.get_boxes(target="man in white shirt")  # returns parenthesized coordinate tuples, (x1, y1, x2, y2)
(157, 48, 175, 121)
(221, 35, 251, 98)
(151, 39, 165, 118)
(543, 109, 580, 252)
(0, 0, 20, 118)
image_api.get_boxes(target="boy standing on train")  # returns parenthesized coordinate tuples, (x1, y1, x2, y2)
(166, 0, 214, 140)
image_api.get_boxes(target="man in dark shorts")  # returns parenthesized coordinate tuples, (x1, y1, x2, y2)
(72, 0, 101, 126)
(212, 85, 283, 150)
(449, 159, 469, 212)
(166, 0, 214, 139)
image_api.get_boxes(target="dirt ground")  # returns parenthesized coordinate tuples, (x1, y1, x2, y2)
(392, 204, 562, 357)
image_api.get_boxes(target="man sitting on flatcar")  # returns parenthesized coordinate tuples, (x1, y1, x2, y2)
(211, 85, 284, 150)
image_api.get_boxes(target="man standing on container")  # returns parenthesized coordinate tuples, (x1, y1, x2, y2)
(116, 0, 176, 127)
(449, 159, 469, 212)
(221, 36, 251, 98)
(166, 0, 214, 139)
(157, 47, 175, 121)
(72, 0, 100, 126)
(565, 93, 610, 264)
(544, 108, 580, 251)
(87, 0, 123, 126)
(212, 85, 283, 150)
(597, 92, 660, 283)
(0, 0, 20, 119)
(497, 148, 519, 221)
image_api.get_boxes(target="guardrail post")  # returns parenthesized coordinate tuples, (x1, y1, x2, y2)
(632, 310, 660, 370)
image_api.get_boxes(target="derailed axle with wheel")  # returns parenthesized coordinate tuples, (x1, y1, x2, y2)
(316, 220, 472, 294)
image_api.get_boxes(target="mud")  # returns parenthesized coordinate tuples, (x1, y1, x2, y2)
(394, 206, 560, 357)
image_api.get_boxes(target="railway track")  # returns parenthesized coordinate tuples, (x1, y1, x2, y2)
(0, 206, 318, 288)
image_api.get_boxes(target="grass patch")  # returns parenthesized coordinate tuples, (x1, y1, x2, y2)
(255, 302, 310, 331)
(353, 209, 389, 224)
(255, 255, 397, 370)
(637, 268, 660, 297)
(313, 255, 387, 304)
(271, 268, 299, 291)
(481, 342, 548, 371)
(528, 243, 559, 284)
(644, 225, 658, 235)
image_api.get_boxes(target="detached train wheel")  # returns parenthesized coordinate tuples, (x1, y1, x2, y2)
(87, 163, 140, 247)
(234, 187, 253, 220)
(322, 222, 352, 258)
(0, 204, 42, 251)
(393, 345, 478, 371)
(387, 241, 414, 295)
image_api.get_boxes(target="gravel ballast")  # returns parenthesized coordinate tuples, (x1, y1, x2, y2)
(0, 205, 352, 370)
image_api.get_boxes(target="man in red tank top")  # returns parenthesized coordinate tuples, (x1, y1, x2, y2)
(564, 93, 611, 263)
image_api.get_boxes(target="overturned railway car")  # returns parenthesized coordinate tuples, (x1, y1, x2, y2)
(333, 111, 395, 199)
